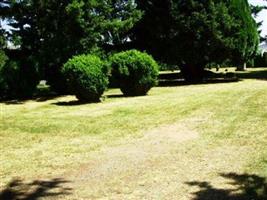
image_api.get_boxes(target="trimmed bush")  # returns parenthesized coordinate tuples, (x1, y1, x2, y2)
(109, 50, 159, 96)
(62, 55, 109, 102)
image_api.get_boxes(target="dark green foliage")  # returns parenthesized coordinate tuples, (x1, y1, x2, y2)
(229, 0, 259, 67)
(129, 1, 174, 64)
(0, 59, 39, 100)
(109, 50, 159, 96)
(0, 50, 8, 99)
(254, 53, 267, 67)
(62, 55, 109, 102)
(2, 0, 141, 94)
(0, 50, 8, 69)
(0, 22, 8, 69)
(250, 4, 267, 39)
(159, 63, 179, 71)
(131, 0, 259, 81)
(0, 5, 39, 100)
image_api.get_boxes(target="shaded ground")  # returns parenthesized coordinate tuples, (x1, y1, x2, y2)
(0, 179, 71, 200)
(158, 67, 267, 86)
(237, 68, 267, 80)
(187, 173, 267, 200)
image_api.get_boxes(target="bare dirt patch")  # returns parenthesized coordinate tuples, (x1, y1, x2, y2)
(58, 121, 256, 200)
(62, 123, 199, 199)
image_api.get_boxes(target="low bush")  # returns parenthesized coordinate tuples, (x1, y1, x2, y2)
(109, 50, 159, 96)
(62, 55, 109, 102)
(159, 62, 179, 71)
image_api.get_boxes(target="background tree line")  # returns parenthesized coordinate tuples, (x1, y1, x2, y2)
(0, 0, 264, 99)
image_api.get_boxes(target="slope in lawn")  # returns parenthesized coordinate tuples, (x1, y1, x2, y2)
(0, 77, 267, 199)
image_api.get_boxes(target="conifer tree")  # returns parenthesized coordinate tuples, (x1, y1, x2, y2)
(2, 0, 141, 92)
(131, 0, 259, 81)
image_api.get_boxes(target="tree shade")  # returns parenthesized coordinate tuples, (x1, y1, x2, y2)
(130, 0, 259, 81)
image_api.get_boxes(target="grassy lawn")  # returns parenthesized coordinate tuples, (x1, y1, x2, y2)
(0, 68, 267, 199)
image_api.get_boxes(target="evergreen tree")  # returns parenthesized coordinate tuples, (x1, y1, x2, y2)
(230, 0, 259, 70)
(131, 0, 259, 81)
(2, 0, 141, 93)
(130, 0, 174, 64)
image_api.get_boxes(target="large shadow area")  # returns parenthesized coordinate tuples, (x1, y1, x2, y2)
(186, 173, 267, 200)
(0, 178, 71, 200)
(2, 69, 266, 105)
(237, 69, 267, 80)
(158, 68, 267, 87)
(2, 95, 60, 105)
(52, 100, 90, 106)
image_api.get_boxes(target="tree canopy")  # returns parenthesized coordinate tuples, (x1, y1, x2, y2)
(1, 0, 141, 92)
(0, 0, 262, 97)
(130, 0, 259, 81)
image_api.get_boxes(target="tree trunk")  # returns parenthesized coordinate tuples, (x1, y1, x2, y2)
(236, 62, 247, 71)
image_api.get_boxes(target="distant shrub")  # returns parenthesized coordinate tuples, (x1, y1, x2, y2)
(109, 50, 159, 96)
(0, 58, 39, 100)
(159, 62, 179, 71)
(62, 55, 109, 102)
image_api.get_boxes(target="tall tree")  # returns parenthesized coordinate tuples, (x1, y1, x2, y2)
(230, 0, 260, 70)
(2, 0, 141, 93)
(0, 10, 8, 91)
(129, 0, 175, 64)
(130, 0, 259, 81)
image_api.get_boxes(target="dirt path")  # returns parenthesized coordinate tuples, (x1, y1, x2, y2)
(59, 122, 254, 200)
(70, 123, 198, 182)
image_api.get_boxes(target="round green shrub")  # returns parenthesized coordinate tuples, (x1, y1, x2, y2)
(109, 50, 159, 96)
(62, 55, 109, 102)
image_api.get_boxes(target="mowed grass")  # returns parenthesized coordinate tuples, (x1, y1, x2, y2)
(0, 68, 267, 199)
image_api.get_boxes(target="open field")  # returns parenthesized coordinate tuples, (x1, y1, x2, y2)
(0, 68, 267, 199)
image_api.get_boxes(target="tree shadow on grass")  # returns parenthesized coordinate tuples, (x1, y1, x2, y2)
(158, 78, 240, 87)
(105, 94, 125, 99)
(52, 100, 90, 106)
(0, 178, 71, 200)
(186, 173, 267, 200)
(237, 69, 267, 80)
(2, 95, 61, 105)
(2, 100, 25, 105)
(158, 70, 240, 87)
(158, 68, 267, 87)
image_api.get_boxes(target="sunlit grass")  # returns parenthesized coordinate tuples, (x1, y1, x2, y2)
(0, 68, 267, 198)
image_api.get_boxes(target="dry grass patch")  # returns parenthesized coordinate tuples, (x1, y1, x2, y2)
(0, 71, 267, 199)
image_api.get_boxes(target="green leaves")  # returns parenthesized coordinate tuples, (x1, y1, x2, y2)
(109, 50, 159, 96)
(2, 0, 141, 93)
(62, 54, 109, 102)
